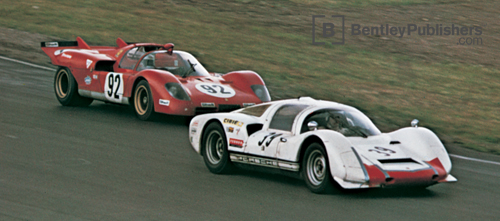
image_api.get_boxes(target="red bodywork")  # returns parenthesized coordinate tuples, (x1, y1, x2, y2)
(364, 158, 448, 187)
(41, 37, 269, 115)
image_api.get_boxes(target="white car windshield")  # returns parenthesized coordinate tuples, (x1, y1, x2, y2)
(302, 108, 381, 137)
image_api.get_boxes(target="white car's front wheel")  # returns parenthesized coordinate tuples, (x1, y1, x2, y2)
(303, 143, 332, 193)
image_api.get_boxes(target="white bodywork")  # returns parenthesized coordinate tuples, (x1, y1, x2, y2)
(189, 97, 456, 189)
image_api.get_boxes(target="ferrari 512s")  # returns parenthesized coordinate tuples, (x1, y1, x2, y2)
(41, 37, 270, 120)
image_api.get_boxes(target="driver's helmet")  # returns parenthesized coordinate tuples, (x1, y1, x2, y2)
(326, 113, 348, 131)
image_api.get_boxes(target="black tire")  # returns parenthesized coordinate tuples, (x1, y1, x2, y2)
(54, 67, 93, 106)
(302, 143, 333, 194)
(202, 122, 233, 174)
(133, 80, 155, 120)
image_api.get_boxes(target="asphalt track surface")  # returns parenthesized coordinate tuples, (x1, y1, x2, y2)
(1, 58, 500, 220)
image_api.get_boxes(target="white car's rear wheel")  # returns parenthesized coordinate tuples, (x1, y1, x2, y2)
(202, 122, 233, 174)
(303, 143, 332, 193)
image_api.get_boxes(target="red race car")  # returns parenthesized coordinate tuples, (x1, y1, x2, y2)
(41, 37, 271, 120)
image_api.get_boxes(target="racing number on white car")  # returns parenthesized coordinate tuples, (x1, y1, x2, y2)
(104, 72, 124, 102)
(368, 146, 396, 156)
(258, 132, 283, 150)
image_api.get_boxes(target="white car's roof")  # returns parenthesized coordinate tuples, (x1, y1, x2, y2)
(259, 97, 357, 111)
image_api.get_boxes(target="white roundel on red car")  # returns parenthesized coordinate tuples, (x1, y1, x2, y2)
(195, 83, 235, 98)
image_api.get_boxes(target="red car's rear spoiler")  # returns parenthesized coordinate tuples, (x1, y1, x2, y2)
(41, 37, 91, 49)
(40, 37, 131, 66)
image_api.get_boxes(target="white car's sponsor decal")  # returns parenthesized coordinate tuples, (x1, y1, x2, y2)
(104, 72, 124, 102)
(229, 138, 244, 147)
(195, 83, 235, 98)
(223, 118, 243, 127)
(191, 120, 199, 127)
(229, 153, 299, 172)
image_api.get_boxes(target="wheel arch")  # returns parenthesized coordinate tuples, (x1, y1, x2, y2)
(199, 118, 225, 156)
(129, 70, 180, 111)
(130, 76, 147, 104)
(298, 135, 325, 164)
(299, 131, 360, 183)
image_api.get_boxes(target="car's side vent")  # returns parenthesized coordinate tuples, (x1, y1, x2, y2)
(389, 141, 401, 145)
(218, 104, 241, 112)
(95, 60, 115, 72)
(378, 158, 419, 164)
(246, 123, 263, 136)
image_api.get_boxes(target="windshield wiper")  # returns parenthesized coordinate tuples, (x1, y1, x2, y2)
(181, 59, 197, 78)
(351, 126, 368, 138)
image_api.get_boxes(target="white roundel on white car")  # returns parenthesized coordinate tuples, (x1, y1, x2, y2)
(195, 83, 235, 98)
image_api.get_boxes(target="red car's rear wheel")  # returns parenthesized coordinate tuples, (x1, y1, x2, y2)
(54, 67, 92, 106)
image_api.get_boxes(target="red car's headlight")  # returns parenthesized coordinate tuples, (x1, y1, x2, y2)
(165, 83, 191, 101)
(251, 85, 271, 102)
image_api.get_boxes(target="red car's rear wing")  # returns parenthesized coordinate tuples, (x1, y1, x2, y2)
(41, 37, 95, 65)
(41, 37, 130, 66)
(41, 36, 91, 49)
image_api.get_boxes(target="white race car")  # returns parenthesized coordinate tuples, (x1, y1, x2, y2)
(189, 97, 456, 193)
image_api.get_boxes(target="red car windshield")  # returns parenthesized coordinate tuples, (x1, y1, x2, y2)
(136, 50, 210, 77)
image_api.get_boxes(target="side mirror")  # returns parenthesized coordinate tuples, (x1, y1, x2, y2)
(307, 121, 318, 131)
(411, 119, 419, 128)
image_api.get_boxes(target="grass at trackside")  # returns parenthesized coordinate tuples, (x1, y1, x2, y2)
(1, 0, 498, 153)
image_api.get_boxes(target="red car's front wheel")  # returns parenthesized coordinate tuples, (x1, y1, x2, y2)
(133, 80, 155, 120)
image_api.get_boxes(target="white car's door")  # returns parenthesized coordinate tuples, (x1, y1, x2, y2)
(244, 104, 309, 159)
(245, 129, 288, 158)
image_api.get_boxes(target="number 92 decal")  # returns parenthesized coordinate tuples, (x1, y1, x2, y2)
(104, 72, 124, 102)
(195, 83, 235, 98)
